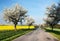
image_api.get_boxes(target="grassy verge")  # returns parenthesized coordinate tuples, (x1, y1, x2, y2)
(45, 27, 60, 40)
(0, 29, 34, 41)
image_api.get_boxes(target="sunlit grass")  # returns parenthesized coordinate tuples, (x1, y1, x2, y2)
(45, 27, 60, 40)
(0, 25, 34, 31)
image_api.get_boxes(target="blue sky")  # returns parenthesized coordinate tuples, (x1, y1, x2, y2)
(0, 0, 59, 24)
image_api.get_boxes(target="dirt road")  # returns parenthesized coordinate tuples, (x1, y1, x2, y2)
(13, 28, 59, 41)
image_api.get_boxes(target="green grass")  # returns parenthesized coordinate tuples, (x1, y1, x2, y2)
(0, 29, 34, 41)
(45, 27, 60, 40)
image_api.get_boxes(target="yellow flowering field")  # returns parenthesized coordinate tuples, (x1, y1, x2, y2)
(0, 25, 34, 31)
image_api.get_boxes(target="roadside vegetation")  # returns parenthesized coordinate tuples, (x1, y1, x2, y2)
(0, 25, 35, 41)
(45, 27, 60, 40)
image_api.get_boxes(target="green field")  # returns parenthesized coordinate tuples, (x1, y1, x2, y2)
(0, 29, 33, 41)
(45, 27, 60, 40)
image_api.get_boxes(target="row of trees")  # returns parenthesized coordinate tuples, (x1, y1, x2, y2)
(3, 4, 35, 31)
(45, 3, 60, 31)
(4, 3, 60, 31)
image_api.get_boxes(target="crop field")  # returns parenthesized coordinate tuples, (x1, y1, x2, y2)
(0, 25, 34, 31)
(0, 25, 34, 41)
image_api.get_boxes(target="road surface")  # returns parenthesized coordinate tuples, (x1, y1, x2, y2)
(13, 28, 59, 41)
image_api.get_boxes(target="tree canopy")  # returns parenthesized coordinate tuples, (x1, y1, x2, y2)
(45, 3, 60, 30)
(25, 16, 35, 26)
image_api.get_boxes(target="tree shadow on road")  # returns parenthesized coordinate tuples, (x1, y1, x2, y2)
(45, 28, 60, 41)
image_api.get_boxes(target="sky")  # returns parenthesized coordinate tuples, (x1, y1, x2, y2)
(0, 0, 59, 24)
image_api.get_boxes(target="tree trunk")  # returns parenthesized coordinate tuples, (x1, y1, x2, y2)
(14, 24, 17, 31)
(21, 21, 22, 25)
(51, 26, 53, 31)
(28, 23, 32, 29)
(21, 20, 22, 25)
(29, 26, 30, 29)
